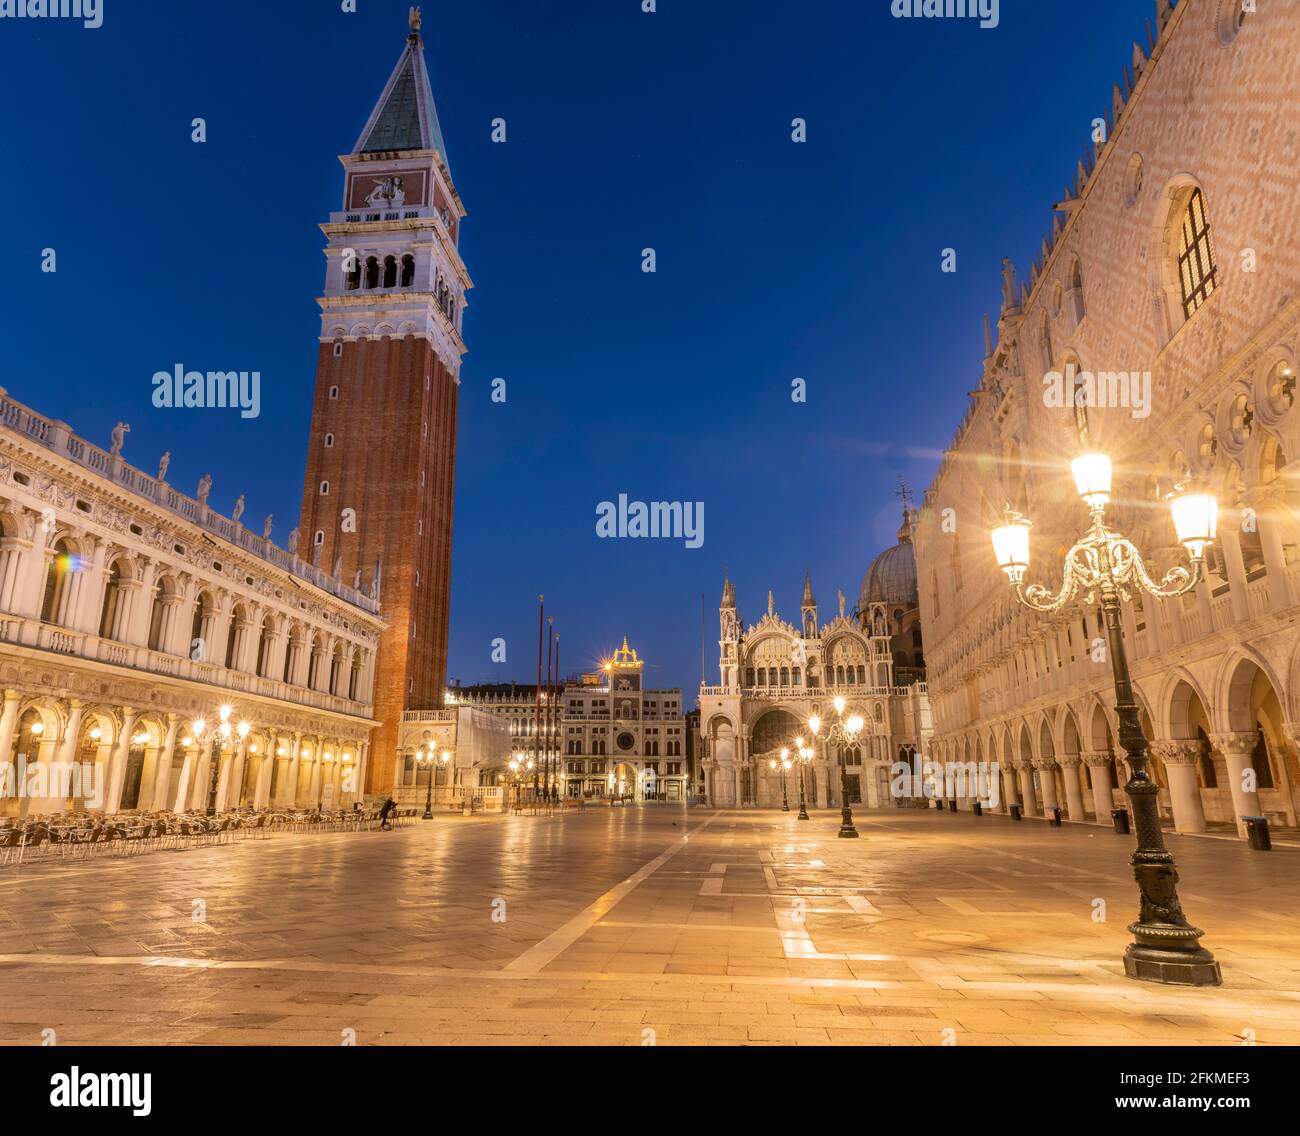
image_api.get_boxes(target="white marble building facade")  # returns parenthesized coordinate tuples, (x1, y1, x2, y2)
(0, 389, 384, 817)
(915, 0, 1300, 838)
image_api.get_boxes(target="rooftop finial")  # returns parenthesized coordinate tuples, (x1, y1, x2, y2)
(409, 5, 422, 44)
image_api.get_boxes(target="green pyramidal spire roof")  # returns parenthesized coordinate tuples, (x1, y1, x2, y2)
(353, 14, 449, 168)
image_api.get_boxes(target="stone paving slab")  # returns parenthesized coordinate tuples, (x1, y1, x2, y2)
(0, 806, 1297, 1045)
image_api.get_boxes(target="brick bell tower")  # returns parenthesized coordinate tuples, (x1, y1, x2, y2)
(300, 7, 469, 795)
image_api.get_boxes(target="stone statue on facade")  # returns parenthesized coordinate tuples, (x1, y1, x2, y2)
(1001, 257, 1017, 312)
(196, 474, 212, 505)
(232, 494, 246, 524)
(287, 527, 301, 556)
(262, 514, 273, 540)
(109, 422, 130, 456)
(157, 451, 171, 482)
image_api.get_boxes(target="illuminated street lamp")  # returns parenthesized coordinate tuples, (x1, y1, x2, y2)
(507, 751, 534, 810)
(808, 696, 865, 839)
(769, 753, 793, 812)
(417, 747, 451, 820)
(791, 740, 813, 821)
(989, 451, 1221, 986)
(192, 704, 251, 817)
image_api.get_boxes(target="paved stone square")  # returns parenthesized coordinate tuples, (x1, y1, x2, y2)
(0, 806, 1298, 1046)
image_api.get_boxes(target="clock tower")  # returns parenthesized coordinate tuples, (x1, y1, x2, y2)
(300, 8, 470, 794)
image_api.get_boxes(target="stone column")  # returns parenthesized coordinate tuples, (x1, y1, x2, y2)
(353, 741, 370, 806)
(1016, 761, 1038, 815)
(1210, 731, 1262, 839)
(0, 535, 33, 612)
(221, 739, 248, 810)
(170, 739, 196, 812)
(1216, 524, 1252, 625)
(253, 745, 275, 809)
(1249, 489, 1293, 612)
(1151, 740, 1207, 834)
(105, 707, 138, 813)
(282, 733, 303, 807)
(1083, 752, 1114, 822)
(70, 536, 108, 634)
(0, 689, 20, 768)
(1034, 758, 1059, 812)
(149, 715, 181, 812)
(999, 762, 1020, 814)
(1058, 755, 1085, 820)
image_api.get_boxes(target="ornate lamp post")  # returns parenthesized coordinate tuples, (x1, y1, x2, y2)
(192, 705, 250, 817)
(791, 741, 813, 821)
(808, 697, 865, 839)
(507, 751, 533, 811)
(989, 450, 1221, 987)
(769, 754, 792, 811)
(417, 748, 451, 820)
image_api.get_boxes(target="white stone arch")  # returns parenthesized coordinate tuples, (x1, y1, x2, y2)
(1160, 668, 1214, 742)
(1060, 706, 1083, 757)
(1085, 699, 1115, 753)
(1214, 648, 1291, 732)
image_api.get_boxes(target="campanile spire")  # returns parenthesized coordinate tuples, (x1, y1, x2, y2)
(299, 14, 470, 795)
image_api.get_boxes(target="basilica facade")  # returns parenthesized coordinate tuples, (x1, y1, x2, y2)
(698, 514, 932, 809)
(915, 0, 1300, 839)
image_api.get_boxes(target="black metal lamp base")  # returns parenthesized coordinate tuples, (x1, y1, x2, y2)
(1123, 943, 1222, 986)
(838, 807, 859, 838)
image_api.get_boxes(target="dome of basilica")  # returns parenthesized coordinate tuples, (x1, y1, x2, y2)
(859, 510, 919, 610)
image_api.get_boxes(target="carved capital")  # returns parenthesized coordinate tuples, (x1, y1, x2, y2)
(1149, 740, 1202, 765)
(1209, 731, 1256, 757)
(1082, 750, 1113, 767)
(1057, 753, 1081, 768)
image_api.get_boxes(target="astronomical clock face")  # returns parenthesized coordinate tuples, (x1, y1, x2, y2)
(617, 732, 636, 752)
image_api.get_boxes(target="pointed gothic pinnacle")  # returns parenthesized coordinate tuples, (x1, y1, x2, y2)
(983, 313, 993, 357)
(1156, 0, 1172, 32)
(1113, 81, 1126, 122)
(1133, 40, 1147, 77)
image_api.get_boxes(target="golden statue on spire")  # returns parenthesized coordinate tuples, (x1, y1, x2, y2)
(409, 6, 422, 43)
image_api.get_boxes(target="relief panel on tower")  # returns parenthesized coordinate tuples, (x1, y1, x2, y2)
(347, 170, 428, 212)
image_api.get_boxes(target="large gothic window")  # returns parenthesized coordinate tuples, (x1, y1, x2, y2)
(1177, 188, 1218, 319)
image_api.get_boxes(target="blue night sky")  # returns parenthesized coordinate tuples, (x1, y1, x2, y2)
(1, 0, 1155, 694)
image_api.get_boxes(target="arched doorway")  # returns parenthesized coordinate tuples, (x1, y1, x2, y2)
(612, 762, 636, 801)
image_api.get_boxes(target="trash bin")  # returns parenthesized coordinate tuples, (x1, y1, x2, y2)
(1243, 815, 1272, 852)
(934, 799, 944, 811)
(972, 801, 982, 816)
(1049, 807, 1063, 827)
(1111, 808, 1130, 834)
(949, 799, 959, 813)
(1009, 802, 1023, 821)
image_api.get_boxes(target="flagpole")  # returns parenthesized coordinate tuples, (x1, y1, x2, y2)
(534, 596, 543, 803)
(545, 617, 554, 807)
